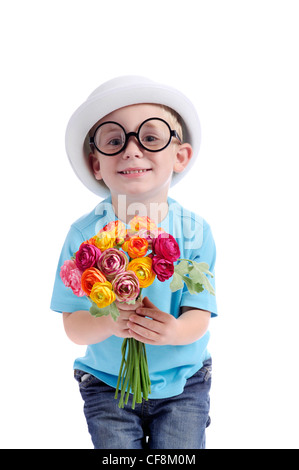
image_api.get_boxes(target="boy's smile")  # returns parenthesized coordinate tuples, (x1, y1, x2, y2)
(89, 104, 192, 219)
(118, 167, 152, 177)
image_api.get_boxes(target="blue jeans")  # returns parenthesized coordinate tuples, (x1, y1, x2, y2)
(74, 357, 212, 449)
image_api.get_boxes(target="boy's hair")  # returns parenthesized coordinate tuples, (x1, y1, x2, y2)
(88, 104, 184, 145)
(159, 105, 184, 142)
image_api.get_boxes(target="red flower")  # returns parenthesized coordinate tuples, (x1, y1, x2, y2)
(75, 243, 101, 271)
(152, 256, 174, 282)
(152, 233, 180, 262)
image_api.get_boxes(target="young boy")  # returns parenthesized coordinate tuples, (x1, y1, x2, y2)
(50, 76, 217, 449)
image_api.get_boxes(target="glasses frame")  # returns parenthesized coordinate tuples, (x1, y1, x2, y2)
(89, 117, 182, 156)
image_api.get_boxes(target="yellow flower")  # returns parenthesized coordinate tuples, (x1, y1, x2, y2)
(127, 256, 156, 288)
(94, 221, 127, 250)
(121, 239, 130, 252)
(93, 231, 116, 251)
(90, 281, 116, 308)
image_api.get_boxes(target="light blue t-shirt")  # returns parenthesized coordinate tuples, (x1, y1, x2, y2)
(50, 197, 217, 399)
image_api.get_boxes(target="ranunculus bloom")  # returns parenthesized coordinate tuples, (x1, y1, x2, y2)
(96, 221, 127, 248)
(93, 231, 116, 251)
(82, 237, 98, 247)
(112, 270, 140, 302)
(152, 256, 174, 282)
(90, 281, 116, 308)
(129, 216, 157, 233)
(152, 233, 180, 262)
(75, 243, 101, 271)
(60, 259, 76, 287)
(97, 248, 128, 281)
(126, 236, 148, 259)
(60, 260, 85, 296)
(100, 220, 126, 238)
(134, 228, 165, 250)
(81, 267, 107, 296)
(127, 257, 156, 288)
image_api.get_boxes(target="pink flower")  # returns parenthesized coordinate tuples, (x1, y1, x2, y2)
(112, 270, 140, 302)
(75, 243, 101, 271)
(97, 248, 128, 281)
(152, 233, 180, 262)
(152, 256, 174, 282)
(60, 260, 85, 297)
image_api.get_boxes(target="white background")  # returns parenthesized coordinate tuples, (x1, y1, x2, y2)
(1, 0, 298, 449)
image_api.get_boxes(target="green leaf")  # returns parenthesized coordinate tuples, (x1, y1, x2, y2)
(170, 259, 215, 296)
(109, 302, 120, 321)
(170, 271, 184, 292)
(89, 301, 120, 321)
(188, 262, 215, 296)
(174, 259, 191, 276)
(191, 261, 214, 277)
(89, 301, 103, 317)
(182, 275, 204, 295)
(122, 299, 137, 305)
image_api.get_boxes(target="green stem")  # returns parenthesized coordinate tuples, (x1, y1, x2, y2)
(132, 340, 138, 409)
(116, 337, 151, 409)
(143, 343, 151, 392)
(120, 342, 131, 408)
(114, 338, 127, 400)
(140, 349, 147, 400)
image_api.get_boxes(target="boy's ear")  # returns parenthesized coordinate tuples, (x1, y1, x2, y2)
(89, 152, 102, 180)
(173, 143, 193, 174)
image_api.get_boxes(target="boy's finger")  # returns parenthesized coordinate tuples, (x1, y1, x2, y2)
(142, 296, 156, 308)
(134, 307, 167, 324)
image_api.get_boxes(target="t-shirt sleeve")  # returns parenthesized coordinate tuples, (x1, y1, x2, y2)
(180, 221, 217, 317)
(50, 225, 91, 313)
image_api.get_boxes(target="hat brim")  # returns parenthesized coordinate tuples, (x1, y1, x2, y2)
(65, 79, 201, 197)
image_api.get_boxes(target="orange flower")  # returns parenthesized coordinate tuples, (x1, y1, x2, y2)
(81, 237, 98, 247)
(81, 267, 107, 296)
(129, 216, 157, 233)
(126, 236, 148, 259)
(127, 256, 156, 288)
(90, 281, 116, 308)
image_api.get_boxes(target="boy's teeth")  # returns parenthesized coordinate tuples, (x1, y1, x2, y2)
(122, 169, 148, 174)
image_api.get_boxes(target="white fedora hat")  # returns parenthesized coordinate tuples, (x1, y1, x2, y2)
(65, 76, 201, 197)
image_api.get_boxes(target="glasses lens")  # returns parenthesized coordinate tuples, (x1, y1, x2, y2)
(94, 122, 125, 155)
(139, 119, 171, 151)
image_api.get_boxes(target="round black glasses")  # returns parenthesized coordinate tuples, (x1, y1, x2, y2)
(89, 117, 182, 156)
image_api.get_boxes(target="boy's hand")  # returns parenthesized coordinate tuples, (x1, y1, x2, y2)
(111, 299, 143, 338)
(127, 297, 179, 346)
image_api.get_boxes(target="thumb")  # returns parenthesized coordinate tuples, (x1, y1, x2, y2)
(142, 296, 156, 309)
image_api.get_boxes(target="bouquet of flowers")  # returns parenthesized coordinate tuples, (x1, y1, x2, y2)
(60, 216, 215, 408)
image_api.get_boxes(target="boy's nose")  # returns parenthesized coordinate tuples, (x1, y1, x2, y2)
(122, 135, 143, 159)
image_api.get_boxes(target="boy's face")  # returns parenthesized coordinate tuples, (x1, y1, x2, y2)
(90, 104, 192, 203)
